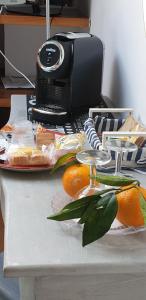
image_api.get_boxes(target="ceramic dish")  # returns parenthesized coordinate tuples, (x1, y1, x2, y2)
(0, 136, 53, 172)
(0, 162, 52, 172)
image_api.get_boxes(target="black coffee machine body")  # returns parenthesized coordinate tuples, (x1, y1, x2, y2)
(34, 32, 103, 124)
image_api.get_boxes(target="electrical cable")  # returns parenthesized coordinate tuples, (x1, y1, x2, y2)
(50, 1, 64, 30)
(0, 5, 7, 14)
(57, 0, 64, 16)
(50, 0, 64, 17)
(0, 50, 35, 89)
(0, 1, 65, 87)
(2, 1, 65, 17)
(50, 16, 54, 27)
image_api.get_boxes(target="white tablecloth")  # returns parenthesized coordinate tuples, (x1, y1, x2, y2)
(1, 95, 146, 300)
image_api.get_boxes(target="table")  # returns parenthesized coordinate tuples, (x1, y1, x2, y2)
(1, 95, 146, 300)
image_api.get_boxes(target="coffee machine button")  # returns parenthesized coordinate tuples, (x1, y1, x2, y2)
(37, 40, 64, 72)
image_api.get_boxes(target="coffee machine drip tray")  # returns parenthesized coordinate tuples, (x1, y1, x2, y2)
(27, 95, 110, 132)
(32, 104, 68, 125)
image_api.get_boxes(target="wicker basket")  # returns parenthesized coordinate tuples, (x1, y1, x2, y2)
(84, 108, 146, 167)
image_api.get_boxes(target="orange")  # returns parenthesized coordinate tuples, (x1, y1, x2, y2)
(139, 186, 146, 199)
(62, 164, 90, 197)
(116, 185, 146, 227)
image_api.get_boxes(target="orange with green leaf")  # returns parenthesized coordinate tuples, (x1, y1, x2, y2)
(116, 185, 146, 227)
(48, 154, 146, 247)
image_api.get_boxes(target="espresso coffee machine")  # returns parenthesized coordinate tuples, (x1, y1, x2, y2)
(33, 32, 103, 125)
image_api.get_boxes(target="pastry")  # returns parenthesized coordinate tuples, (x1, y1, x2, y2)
(118, 115, 146, 146)
(55, 132, 85, 151)
(9, 152, 28, 166)
(30, 149, 49, 165)
(118, 114, 139, 132)
(36, 125, 64, 147)
(8, 147, 49, 166)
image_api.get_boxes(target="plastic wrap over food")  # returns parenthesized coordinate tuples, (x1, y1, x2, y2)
(118, 115, 146, 146)
(46, 143, 71, 166)
(35, 124, 64, 148)
(7, 145, 50, 166)
(55, 132, 85, 151)
(11, 120, 35, 147)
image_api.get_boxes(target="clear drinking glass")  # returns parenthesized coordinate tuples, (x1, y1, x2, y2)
(75, 149, 111, 199)
(105, 138, 137, 176)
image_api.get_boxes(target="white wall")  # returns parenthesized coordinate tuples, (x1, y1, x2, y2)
(90, 0, 146, 122)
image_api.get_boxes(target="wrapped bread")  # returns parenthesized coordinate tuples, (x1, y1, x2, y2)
(118, 114, 146, 146)
(118, 114, 139, 132)
(128, 124, 146, 146)
(7, 146, 49, 166)
(55, 132, 85, 151)
(36, 125, 64, 147)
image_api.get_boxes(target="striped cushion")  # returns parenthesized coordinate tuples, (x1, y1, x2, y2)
(84, 117, 146, 164)
(84, 118, 102, 150)
(94, 115, 125, 133)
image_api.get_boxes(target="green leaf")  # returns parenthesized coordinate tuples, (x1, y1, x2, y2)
(78, 190, 115, 224)
(140, 193, 146, 225)
(47, 196, 94, 221)
(61, 195, 95, 211)
(48, 189, 119, 223)
(82, 193, 118, 246)
(64, 160, 79, 170)
(47, 207, 85, 221)
(92, 173, 138, 187)
(50, 152, 77, 174)
(79, 198, 102, 224)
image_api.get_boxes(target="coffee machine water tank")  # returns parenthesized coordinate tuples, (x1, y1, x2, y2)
(34, 32, 103, 125)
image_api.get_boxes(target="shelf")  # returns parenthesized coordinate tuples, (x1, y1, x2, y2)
(0, 88, 35, 108)
(0, 12, 90, 107)
(0, 15, 90, 28)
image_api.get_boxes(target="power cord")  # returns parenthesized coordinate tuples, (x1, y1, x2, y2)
(50, 1, 64, 29)
(0, 5, 7, 15)
(57, 0, 65, 16)
(0, 50, 35, 89)
(1, 1, 65, 17)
